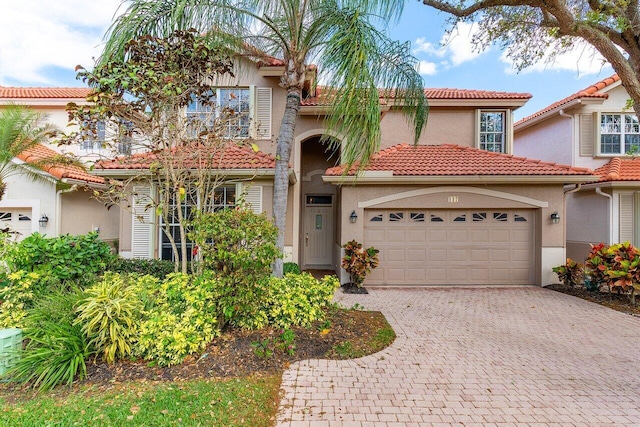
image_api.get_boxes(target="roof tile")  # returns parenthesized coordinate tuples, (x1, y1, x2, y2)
(594, 157, 640, 182)
(516, 74, 619, 126)
(0, 86, 90, 99)
(95, 143, 277, 171)
(17, 144, 104, 185)
(326, 144, 593, 176)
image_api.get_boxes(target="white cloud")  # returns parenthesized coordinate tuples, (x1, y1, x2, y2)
(417, 60, 437, 76)
(500, 42, 611, 76)
(410, 22, 485, 75)
(0, 0, 122, 86)
(440, 22, 483, 66)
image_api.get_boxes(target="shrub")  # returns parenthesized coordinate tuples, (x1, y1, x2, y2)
(283, 262, 301, 275)
(5, 287, 91, 391)
(134, 273, 220, 366)
(105, 257, 176, 279)
(75, 273, 143, 363)
(265, 273, 340, 328)
(341, 240, 379, 287)
(191, 208, 280, 329)
(552, 258, 583, 288)
(3, 232, 113, 289)
(585, 242, 640, 304)
(0, 271, 40, 328)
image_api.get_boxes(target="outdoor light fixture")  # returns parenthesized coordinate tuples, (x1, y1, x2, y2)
(39, 214, 49, 228)
(550, 211, 560, 224)
(349, 210, 358, 223)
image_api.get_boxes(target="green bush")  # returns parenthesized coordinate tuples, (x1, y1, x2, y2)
(585, 242, 640, 303)
(265, 273, 340, 328)
(106, 257, 177, 279)
(133, 273, 220, 366)
(283, 262, 301, 275)
(552, 258, 583, 288)
(3, 232, 113, 289)
(191, 208, 280, 329)
(75, 273, 143, 363)
(5, 287, 91, 391)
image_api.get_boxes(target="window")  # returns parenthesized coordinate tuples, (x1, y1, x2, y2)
(479, 111, 506, 153)
(600, 114, 640, 155)
(160, 185, 236, 261)
(82, 121, 105, 151)
(187, 88, 250, 139)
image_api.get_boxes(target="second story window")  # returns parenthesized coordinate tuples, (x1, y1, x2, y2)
(479, 111, 506, 153)
(187, 88, 250, 139)
(82, 121, 105, 151)
(600, 114, 640, 155)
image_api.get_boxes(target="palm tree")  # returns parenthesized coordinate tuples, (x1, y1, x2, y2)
(0, 105, 64, 200)
(102, 0, 428, 277)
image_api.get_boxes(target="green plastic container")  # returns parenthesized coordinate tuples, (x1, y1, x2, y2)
(0, 328, 22, 376)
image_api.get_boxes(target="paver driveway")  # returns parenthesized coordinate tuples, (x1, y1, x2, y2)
(276, 287, 640, 426)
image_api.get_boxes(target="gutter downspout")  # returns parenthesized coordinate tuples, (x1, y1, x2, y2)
(55, 184, 78, 236)
(558, 109, 575, 165)
(595, 187, 613, 245)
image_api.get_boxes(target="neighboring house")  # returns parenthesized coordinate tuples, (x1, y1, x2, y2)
(514, 74, 640, 262)
(0, 87, 119, 243)
(94, 56, 596, 286)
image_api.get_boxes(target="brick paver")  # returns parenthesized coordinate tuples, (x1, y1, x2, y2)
(276, 287, 640, 426)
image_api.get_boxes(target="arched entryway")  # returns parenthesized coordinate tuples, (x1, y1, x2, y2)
(300, 136, 339, 269)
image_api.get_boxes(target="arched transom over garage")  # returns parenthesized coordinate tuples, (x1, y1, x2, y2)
(299, 135, 340, 269)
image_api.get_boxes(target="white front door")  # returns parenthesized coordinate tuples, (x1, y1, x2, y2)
(304, 205, 333, 266)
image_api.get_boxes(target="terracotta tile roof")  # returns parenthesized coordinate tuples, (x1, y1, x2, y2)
(301, 87, 531, 106)
(95, 143, 277, 171)
(325, 143, 592, 176)
(0, 86, 91, 99)
(594, 157, 640, 182)
(17, 144, 105, 185)
(516, 74, 620, 127)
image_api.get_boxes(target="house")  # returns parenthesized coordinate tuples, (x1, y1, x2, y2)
(94, 55, 596, 286)
(0, 87, 119, 243)
(514, 74, 640, 262)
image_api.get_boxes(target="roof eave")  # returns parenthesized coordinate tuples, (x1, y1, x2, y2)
(257, 66, 285, 77)
(581, 180, 640, 189)
(428, 99, 529, 108)
(323, 174, 598, 185)
(94, 167, 291, 181)
(515, 97, 607, 132)
(0, 98, 89, 106)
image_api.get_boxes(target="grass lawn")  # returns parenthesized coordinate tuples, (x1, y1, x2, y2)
(0, 375, 281, 427)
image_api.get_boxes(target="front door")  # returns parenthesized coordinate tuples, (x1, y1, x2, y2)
(304, 200, 333, 266)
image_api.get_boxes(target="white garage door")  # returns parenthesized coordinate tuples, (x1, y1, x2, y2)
(364, 209, 534, 285)
(0, 209, 33, 241)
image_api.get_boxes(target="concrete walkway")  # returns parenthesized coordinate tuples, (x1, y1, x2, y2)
(276, 287, 640, 426)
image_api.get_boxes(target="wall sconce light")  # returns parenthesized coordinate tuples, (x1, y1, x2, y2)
(550, 211, 560, 224)
(349, 210, 358, 223)
(38, 214, 49, 228)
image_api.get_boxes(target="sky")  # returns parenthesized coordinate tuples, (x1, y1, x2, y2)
(0, 0, 615, 121)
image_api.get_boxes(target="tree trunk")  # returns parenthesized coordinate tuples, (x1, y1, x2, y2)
(272, 89, 302, 278)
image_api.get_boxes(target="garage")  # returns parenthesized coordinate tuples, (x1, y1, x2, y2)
(0, 209, 33, 241)
(364, 208, 535, 285)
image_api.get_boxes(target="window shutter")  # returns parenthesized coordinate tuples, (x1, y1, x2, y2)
(241, 184, 263, 214)
(132, 185, 153, 259)
(579, 113, 595, 157)
(619, 193, 634, 243)
(254, 87, 272, 139)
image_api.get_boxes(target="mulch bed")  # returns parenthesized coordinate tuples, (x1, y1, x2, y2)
(0, 308, 391, 402)
(546, 283, 640, 316)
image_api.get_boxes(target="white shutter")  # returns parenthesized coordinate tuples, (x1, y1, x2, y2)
(619, 193, 634, 243)
(253, 87, 272, 140)
(241, 184, 263, 214)
(579, 113, 595, 157)
(131, 185, 153, 259)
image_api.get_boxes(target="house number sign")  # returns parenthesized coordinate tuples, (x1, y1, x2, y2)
(448, 196, 459, 203)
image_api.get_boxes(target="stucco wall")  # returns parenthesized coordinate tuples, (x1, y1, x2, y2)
(380, 109, 476, 148)
(514, 115, 573, 165)
(60, 189, 120, 242)
(565, 189, 609, 262)
(0, 171, 57, 237)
